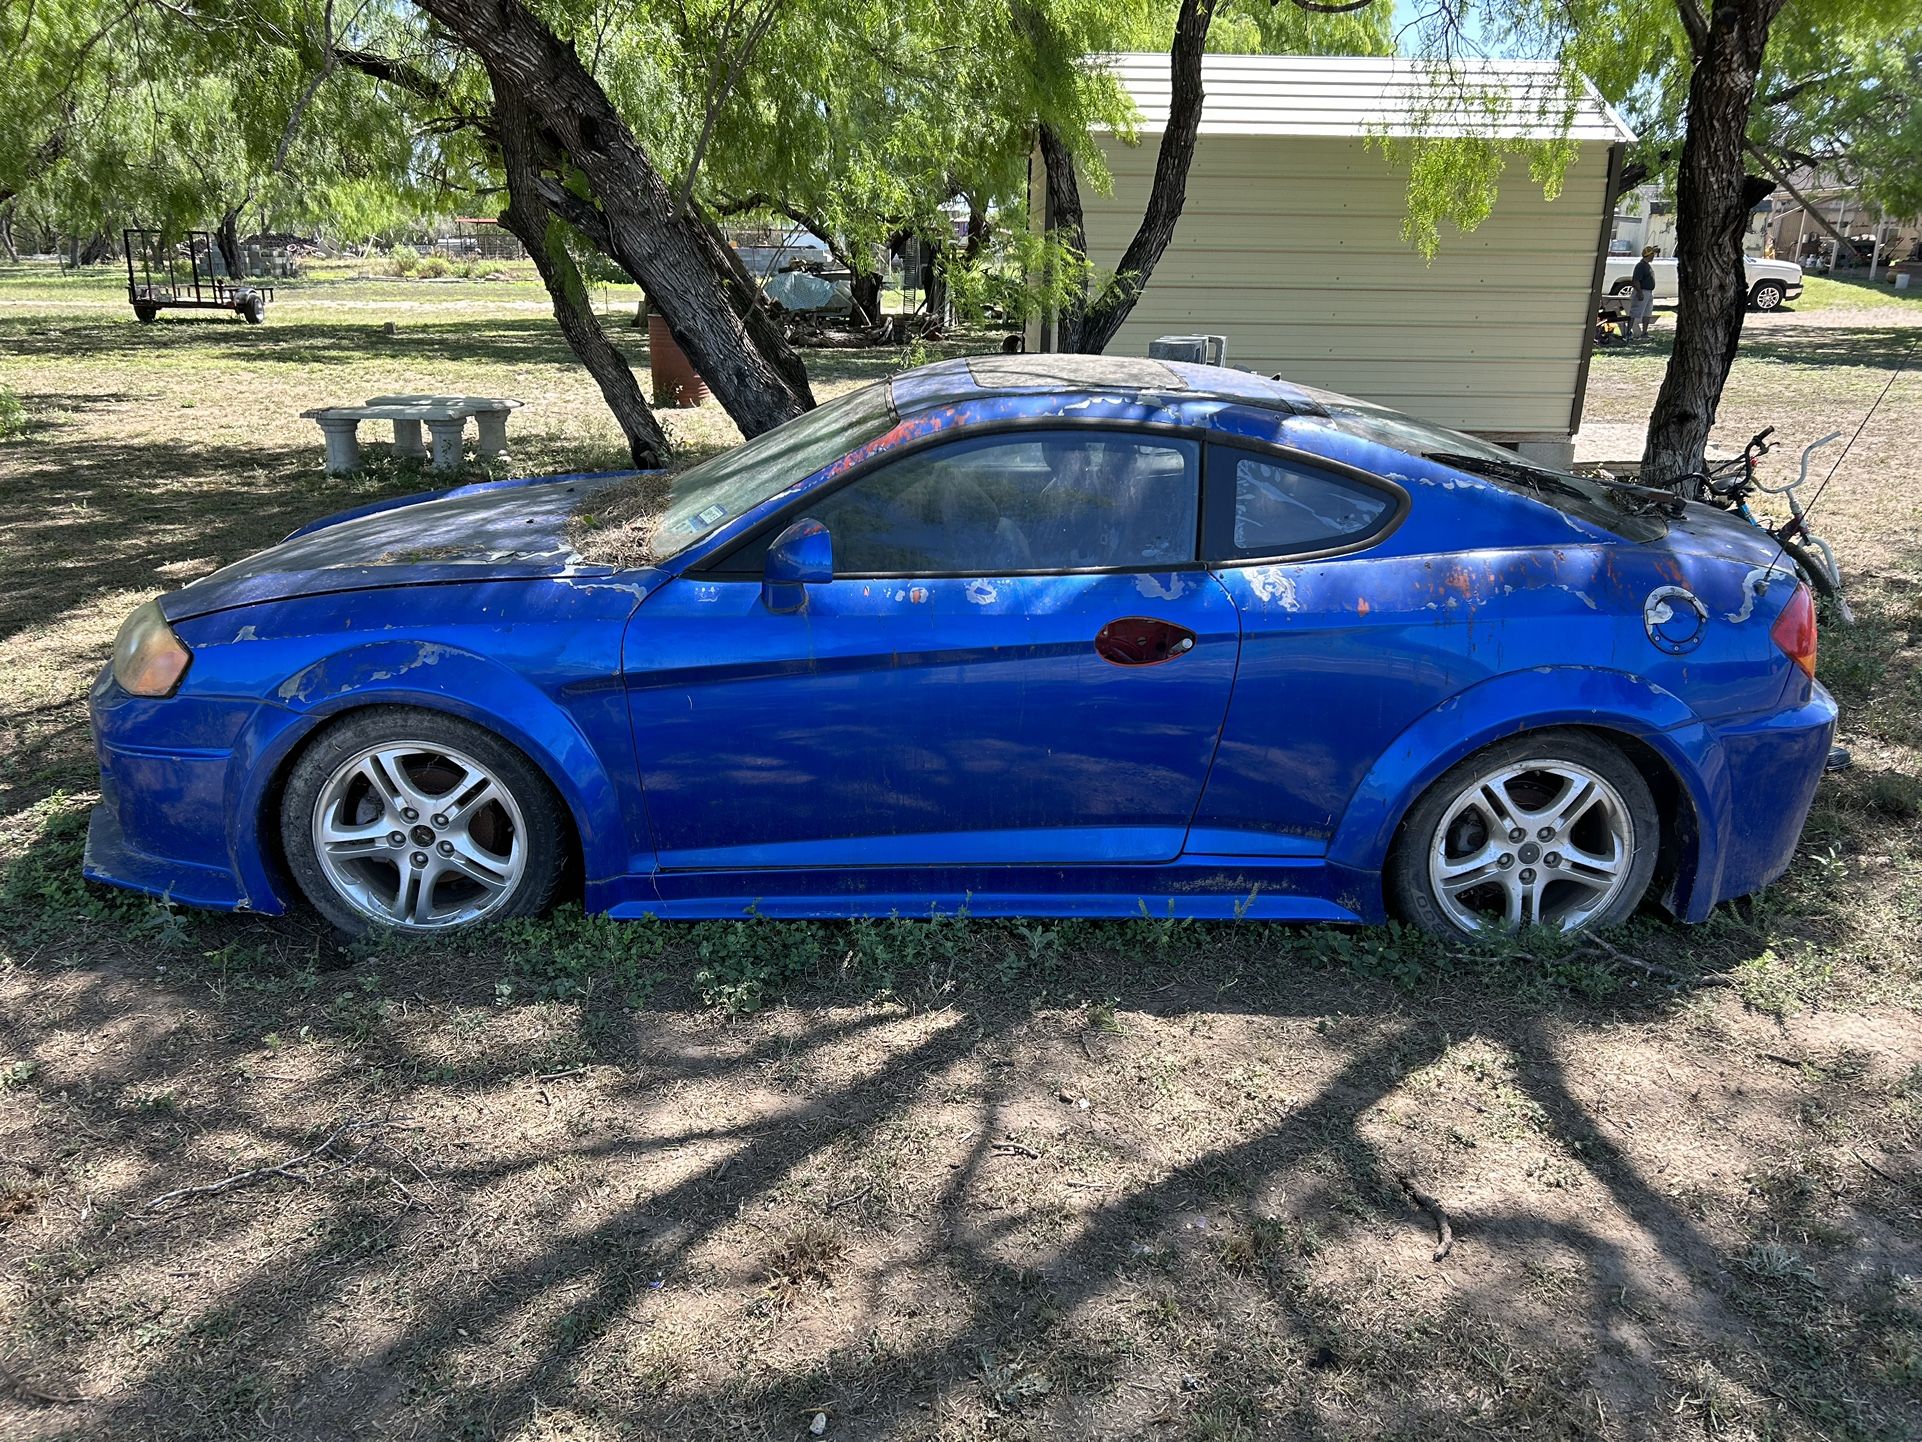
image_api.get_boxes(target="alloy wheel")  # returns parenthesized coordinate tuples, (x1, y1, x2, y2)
(1426, 760, 1636, 932)
(310, 740, 527, 929)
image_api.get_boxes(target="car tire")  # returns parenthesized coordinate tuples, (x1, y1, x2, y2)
(1609, 280, 1633, 296)
(1749, 280, 1786, 311)
(241, 293, 267, 324)
(134, 305, 158, 323)
(1388, 729, 1661, 941)
(280, 707, 566, 935)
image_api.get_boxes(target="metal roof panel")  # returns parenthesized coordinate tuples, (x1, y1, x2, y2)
(1098, 54, 1635, 143)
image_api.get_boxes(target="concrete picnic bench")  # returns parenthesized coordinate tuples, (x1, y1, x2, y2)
(299, 394, 524, 474)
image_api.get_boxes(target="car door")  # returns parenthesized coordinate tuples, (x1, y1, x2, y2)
(622, 427, 1240, 871)
(1185, 442, 1425, 856)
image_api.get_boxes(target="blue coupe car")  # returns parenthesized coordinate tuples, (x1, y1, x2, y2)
(87, 355, 1835, 938)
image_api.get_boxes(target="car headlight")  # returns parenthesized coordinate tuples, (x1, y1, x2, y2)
(111, 600, 192, 697)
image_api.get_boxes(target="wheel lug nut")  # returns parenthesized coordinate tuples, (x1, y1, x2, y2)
(437, 840, 454, 856)
(1498, 853, 1514, 868)
(411, 851, 428, 866)
(1519, 867, 1536, 884)
(1537, 826, 1554, 841)
(1545, 852, 1561, 868)
(432, 813, 447, 827)
(1508, 828, 1525, 843)
(388, 832, 405, 846)
(401, 808, 419, 822)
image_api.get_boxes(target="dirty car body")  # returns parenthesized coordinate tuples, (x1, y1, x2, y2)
(87, 355, 1836, 932)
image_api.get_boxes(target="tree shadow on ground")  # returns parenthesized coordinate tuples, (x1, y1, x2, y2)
(3, 871, 1917, 1440)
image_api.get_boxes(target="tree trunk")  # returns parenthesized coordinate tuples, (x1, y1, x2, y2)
(1038, 0, 1216, 354)
(216, 208, 245, 279)
(963, 201, 989, 264)
(920, 232, 949, 323)
(494, 90, 670, 468)
(849, 269, 882, 327)
(0, 203, 17, 263)
(413, 0, 814, 437)
(1641, 0, 1784, 480)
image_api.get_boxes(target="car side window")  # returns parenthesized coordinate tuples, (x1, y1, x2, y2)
(1205, 445, 1397, 562)
(723, 430, 1200, 576)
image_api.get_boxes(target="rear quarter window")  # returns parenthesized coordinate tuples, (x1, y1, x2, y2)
(1204, 444, 1403, 562)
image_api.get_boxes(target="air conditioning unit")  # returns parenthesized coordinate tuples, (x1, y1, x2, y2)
(1147, 334, 1228, 366)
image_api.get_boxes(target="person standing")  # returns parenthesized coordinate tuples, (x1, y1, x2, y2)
(1629, 246, 1658, 339)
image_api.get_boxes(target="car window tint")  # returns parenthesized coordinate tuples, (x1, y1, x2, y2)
(1209, 448, 1394, 560)
(743, 431, 1199, 576)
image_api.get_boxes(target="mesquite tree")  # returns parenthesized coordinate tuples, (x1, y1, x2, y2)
(411, 0, 816, 436)
(493, 89, 672, 466)
(1637, 0, 1786, 479)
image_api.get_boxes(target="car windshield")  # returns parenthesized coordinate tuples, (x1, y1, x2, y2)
(1295, 387, 1669, 542)
(652, 381, 898, 555)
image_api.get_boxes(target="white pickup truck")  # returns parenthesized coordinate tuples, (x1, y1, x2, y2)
(1603, 254, 1804, 311)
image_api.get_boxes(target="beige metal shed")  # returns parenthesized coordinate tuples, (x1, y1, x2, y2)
(1030, 55, 1635, 466)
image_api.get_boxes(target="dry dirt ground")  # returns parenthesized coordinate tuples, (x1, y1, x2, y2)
(1, 267, 1920, 1442)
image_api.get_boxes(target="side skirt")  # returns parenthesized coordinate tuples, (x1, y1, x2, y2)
(592, 859, 1379, 924)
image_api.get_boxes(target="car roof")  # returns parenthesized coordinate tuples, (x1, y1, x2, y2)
(887, 353, 1322, 423)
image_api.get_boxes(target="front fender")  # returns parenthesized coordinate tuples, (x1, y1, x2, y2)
(1327, 666, 1730, 918)
(230, 639, 638, 894)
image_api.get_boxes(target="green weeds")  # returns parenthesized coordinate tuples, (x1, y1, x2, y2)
(0, 385, 25, 440)
(495, 906, 666, 1006)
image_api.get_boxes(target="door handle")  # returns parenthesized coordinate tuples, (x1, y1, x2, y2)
(1095, 616, 1199, 667)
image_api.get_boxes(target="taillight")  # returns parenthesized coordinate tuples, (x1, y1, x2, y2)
(1770, 583, 1817, 678)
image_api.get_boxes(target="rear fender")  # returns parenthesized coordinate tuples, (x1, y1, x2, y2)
(233, 640, 637, 889)
(1328, 666, 1729, 918)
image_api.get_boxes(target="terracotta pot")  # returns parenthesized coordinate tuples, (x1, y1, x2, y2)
(647, 312, 710, 408)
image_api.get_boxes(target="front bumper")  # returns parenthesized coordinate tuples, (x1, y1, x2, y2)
(85, 781, 260, 911)
(1681, 682, 1836, 919)
(84, 667, 289, 914)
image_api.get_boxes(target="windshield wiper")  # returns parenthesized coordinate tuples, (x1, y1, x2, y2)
(1425, 451, 1683, 519)
(1423, 451, 1588, 499)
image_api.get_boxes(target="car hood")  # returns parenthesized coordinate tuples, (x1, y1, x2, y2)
(159, 472, 650, 621)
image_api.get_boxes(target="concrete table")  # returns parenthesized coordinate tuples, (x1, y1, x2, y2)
(300, 404, 475, 474)
(365, 394, 524, 463)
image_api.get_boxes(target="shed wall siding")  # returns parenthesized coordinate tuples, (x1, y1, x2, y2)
(1072, 135, 1608, 437)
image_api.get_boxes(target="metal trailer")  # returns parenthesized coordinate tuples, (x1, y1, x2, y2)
(124, 228, 273, 324)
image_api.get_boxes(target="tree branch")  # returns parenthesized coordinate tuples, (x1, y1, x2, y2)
(1758, 66, 1850, 108)
(334, 45, 447, 102)
(675, 0, 786, 215)
(1675, 0, 1709, 53)
(1743, 139, 1869, 262)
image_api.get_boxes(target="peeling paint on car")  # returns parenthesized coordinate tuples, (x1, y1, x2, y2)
(1724, 566, 1784, 623)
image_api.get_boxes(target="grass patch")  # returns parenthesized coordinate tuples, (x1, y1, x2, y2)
(0, 385, 24, 439)
(1795, 273, 1922, 312)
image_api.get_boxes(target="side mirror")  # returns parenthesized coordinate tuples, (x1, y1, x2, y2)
(762, 517, 832, 613)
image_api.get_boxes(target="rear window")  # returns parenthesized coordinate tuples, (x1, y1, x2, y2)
(1296, 388, 1669, 542)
